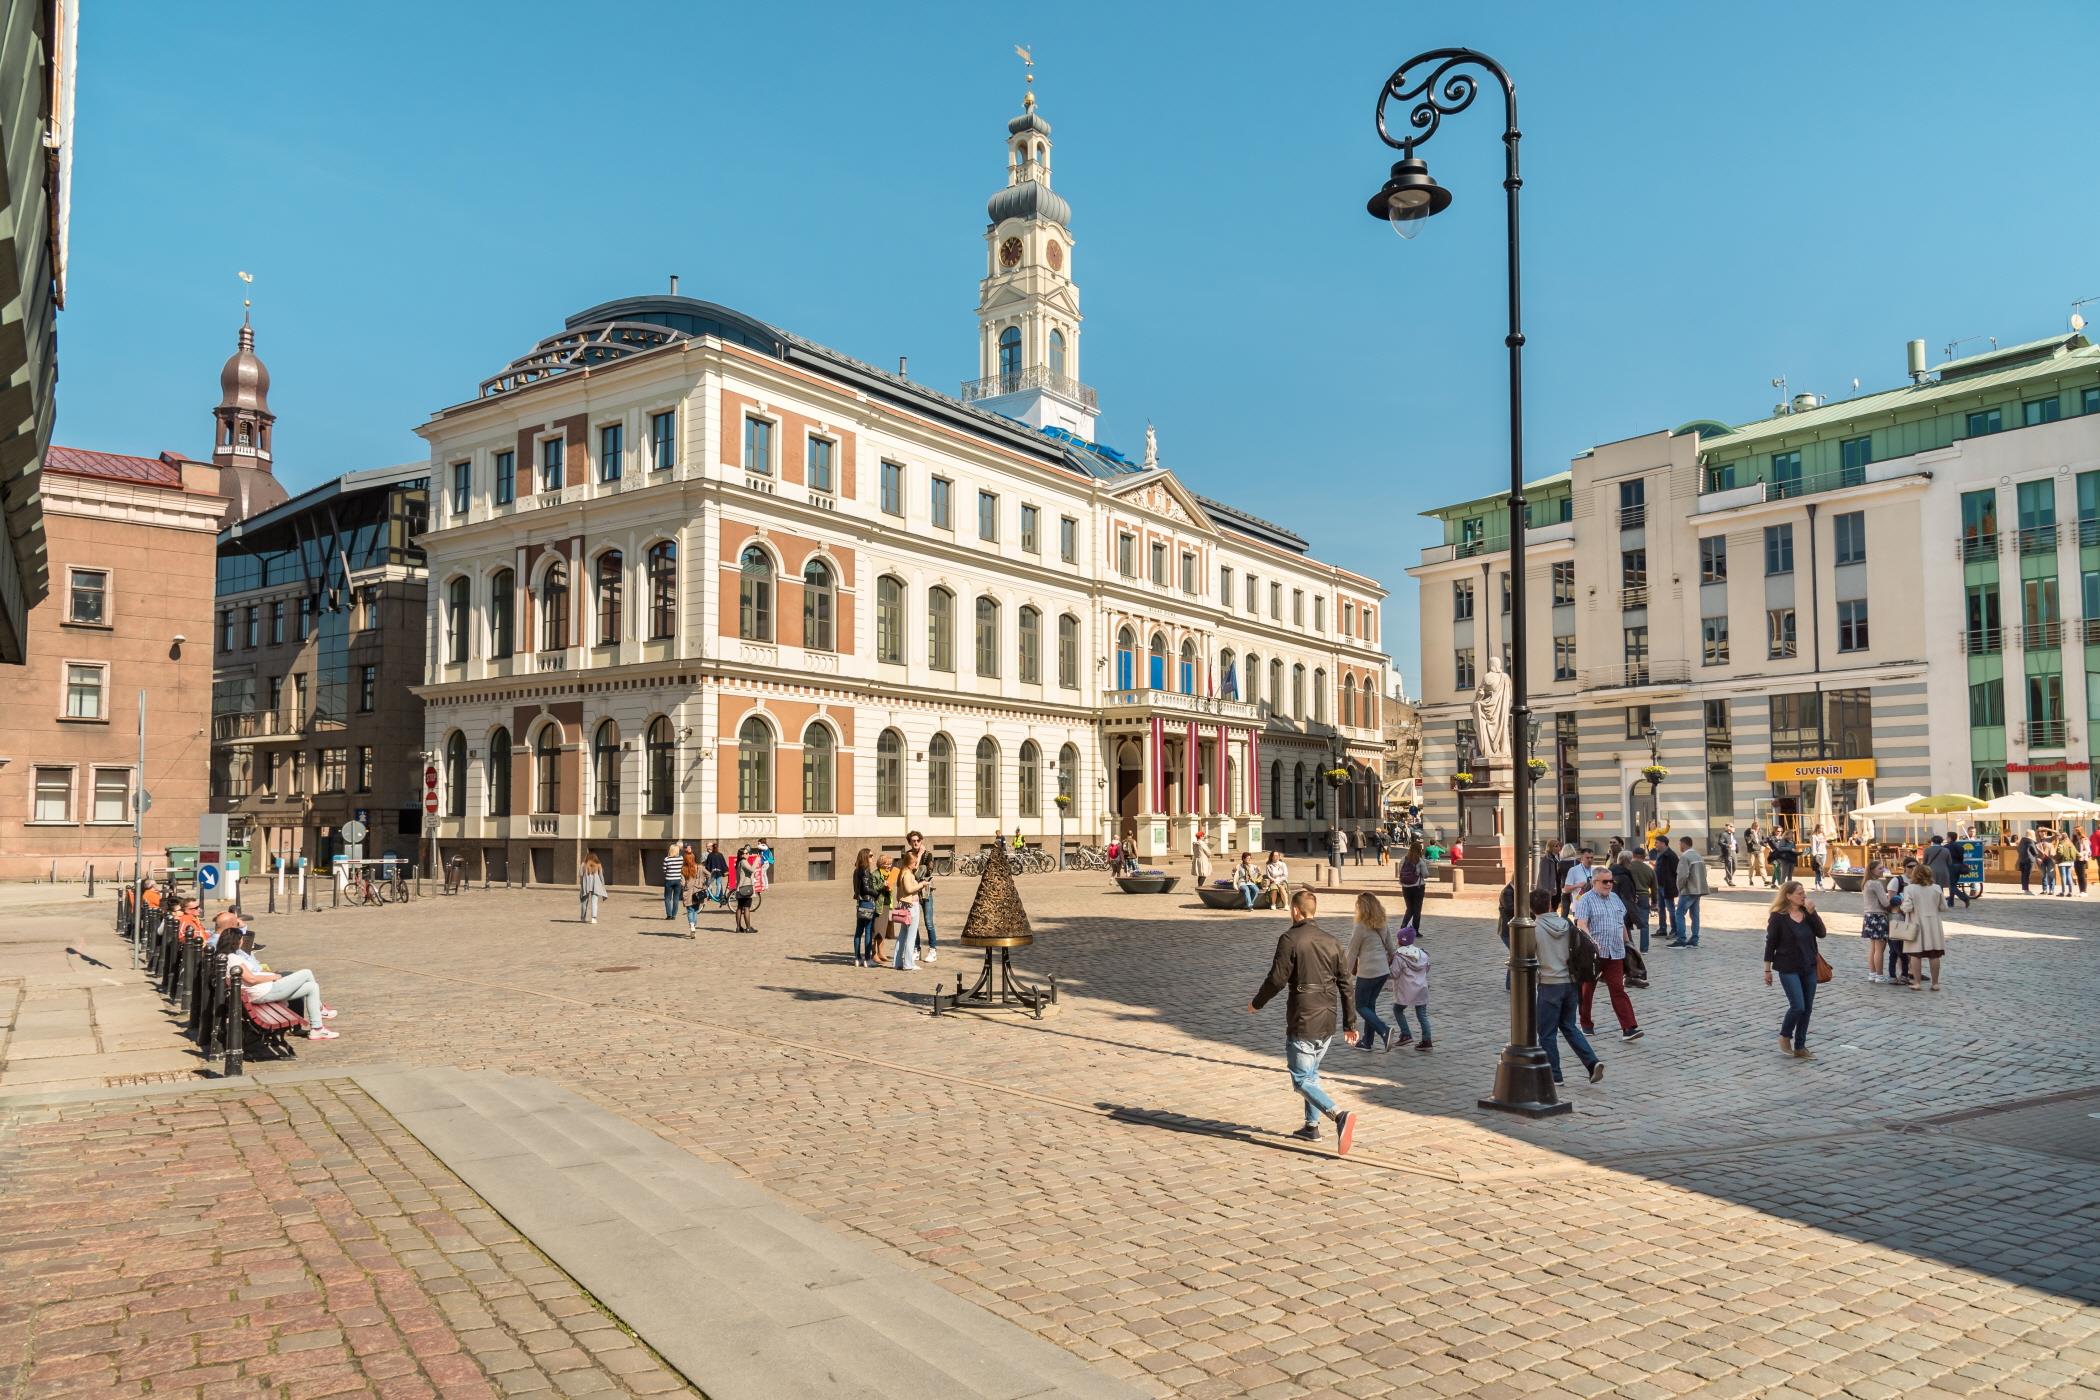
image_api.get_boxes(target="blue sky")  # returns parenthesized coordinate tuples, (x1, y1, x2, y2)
(57, 1, 2100, 685)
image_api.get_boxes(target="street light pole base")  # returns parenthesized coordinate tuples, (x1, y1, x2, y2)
(1479, 1049, 1572, 1118)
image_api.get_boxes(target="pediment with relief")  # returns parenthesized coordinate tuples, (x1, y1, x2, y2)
(1109, 470, 1214, 534)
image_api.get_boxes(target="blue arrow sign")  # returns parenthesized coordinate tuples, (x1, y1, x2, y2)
(197, 863, 221, 892)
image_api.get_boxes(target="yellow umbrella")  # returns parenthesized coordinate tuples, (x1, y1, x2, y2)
(1908, 793, 1988, 814)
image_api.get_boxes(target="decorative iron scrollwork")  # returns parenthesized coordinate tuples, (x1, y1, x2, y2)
(1374, 47, 1512, 156)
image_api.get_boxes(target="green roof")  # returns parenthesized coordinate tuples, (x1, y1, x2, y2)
(1698, 334, 2100, 457)
(1421, 470, 1571, 521)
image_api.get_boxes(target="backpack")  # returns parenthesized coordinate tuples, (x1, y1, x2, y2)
(1566, 922, 1602, 985)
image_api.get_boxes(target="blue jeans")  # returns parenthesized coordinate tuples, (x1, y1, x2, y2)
(1392, 1003, 1430, 1041)
(1778, 970, 1815, 1047)
(893, 903, 921, 969)
(853, 902, 878, 962)
(1285, 1035, 1337, 1127)
(1353, 977, 1391, 1049)
(2041, 862, 2057, 893)
(662, 878, 681, 918)
(1657, 891, 1679, 938)
(920, 892, 938, 948)
(1536, 982, 1596, 1080)
(1674, 894, 1701, 945)
(1631, 897, 1651, 953)
(1239, 883, 1259, 909)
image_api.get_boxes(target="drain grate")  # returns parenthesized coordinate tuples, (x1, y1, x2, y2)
(104, 1070, 205, 1087)
(594, 965, 641, 974)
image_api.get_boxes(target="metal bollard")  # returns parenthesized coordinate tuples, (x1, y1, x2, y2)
(267, 879, 276, 914)
(301, 876, 310, 912)
(1048, 974, 1059, 1006)
(221, 963, 243, 1078)
(86, 865, 95, 898)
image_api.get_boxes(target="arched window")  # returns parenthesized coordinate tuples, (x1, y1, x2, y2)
(1293, 763, 1306, 817)
(1269, 659, 1283, 710)
(1115, 626, 1136, 691)
(975, 596, 1001, 677)
(645, 716, 674, 815)
(487, 727, 512, 816)
(1018, 606, 1042, 683)
(445, 577, 470, 664)
(594, 550, 623, 646)
(538, 561, 570, 652)
(1148, 632, 1168, 690)
(592, 720, 620, 815)
(1219, 648, 1237, 701)
(998, 325, 1021, 380)
(737, 715, 773, 812)
(490, 569, 515, 659)
(1058, 614, 1080, 688)
(928, 733, 954, 817)
(876, 576, 906, 664)
(646, 541, 676, 640)
(444, 730, 467, 817)
(802, 722, 835, 814)
(1313, 668, 1328, 723)
(738, 546, 772, 641)
(1244, 653, 1260, 707)
(1293, 664, 1307, 718)
(1269, 760, 1281, 818)
(1179, 639, 1197, 695)
(1342, 676, 1356, 728)
(534, 724, 561, 813)
(802, 558, 835, 651)
(1018, 740, 1041, 815)
(928, 588, 954, 671)
(1058, 743, 1079, 805)
(876, 729, 905, 816)
(975, 736, 1000, 818)
(1048, 328, 1066, 377)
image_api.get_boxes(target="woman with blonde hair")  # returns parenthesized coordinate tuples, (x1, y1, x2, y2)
(1762, 879, 1826, 1058)
(1343, 893, 1398, 1053)
(1893, 860, 1948, 990)
(578, 853, 607, 924)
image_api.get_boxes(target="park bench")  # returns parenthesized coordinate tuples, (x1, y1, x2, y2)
(233, 985, 304, 1059)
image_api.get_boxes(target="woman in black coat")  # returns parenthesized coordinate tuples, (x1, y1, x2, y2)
(1762, 879, 1826, 1060)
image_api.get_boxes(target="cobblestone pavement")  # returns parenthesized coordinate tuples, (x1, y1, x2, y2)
(8, 873, 2100, 1399)
(0, 1079, 695, 1398)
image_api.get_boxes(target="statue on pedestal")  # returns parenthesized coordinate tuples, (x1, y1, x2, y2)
(1472, 658, 1513, 778)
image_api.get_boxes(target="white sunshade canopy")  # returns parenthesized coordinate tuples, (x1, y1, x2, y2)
(1979, 792, 2086, 820)
(1849, 794, 1928, 821)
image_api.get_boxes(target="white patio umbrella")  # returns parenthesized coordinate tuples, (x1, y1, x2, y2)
(1980, 792, 2074, 820)
(1812, 778, 1836, 837)
(1854, 778, 1874, 839)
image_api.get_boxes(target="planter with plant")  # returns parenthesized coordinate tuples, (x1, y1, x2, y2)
(1525, 756, 1549, 778)
(1640, 764, 1669, 785)
(1452, 771, 1475, 789)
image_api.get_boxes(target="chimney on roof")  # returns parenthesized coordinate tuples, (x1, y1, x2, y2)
(669, 274, 680, 295)
(898, 355, 908, 377)
(1907, 339, 1928, 384)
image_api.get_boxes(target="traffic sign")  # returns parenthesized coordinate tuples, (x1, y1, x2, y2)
(424, 765, 439, 789)
(341, 818, 369, 845)
(197, 863, 221, 892)
(424, 793, 439, 815)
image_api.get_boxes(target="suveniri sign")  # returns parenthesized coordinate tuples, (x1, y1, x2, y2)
(1762, 759, 1878, 782)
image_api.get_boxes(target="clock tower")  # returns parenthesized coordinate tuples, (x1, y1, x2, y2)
(965, 78, 1096, 440)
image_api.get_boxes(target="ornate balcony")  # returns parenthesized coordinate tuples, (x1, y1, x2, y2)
(959, 366, 1098, 411)
(1100, 688, 1260, 723)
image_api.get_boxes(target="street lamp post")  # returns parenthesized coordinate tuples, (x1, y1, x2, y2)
(1366, 48, 1567, 1118)
(1525, 714, 1544, 887)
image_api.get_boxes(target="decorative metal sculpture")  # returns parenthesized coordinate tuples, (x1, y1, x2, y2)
(954, 840, 1048, 1013)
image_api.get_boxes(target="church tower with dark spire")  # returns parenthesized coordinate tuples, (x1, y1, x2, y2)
(210, 308, 288, 522)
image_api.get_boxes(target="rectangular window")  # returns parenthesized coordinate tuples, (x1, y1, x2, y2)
(67, 568, 107, 624)
(743, 416, 773, 474)
(1771, 451, 1802, 496)
(1553, 635, 1576, 681)
(319, 748, 348, 794)
(1314, 594, 1325, 630)
(1181, 551, 1196, 593)
(92, 767, 131, 823)
(1117, 532, 1135, 576)
(1220, 564, 1234, 604)
(1059, 516, 1077, 563)
(880, 461, 903, 515)
(1292, 588, 1305, 625)
(1764, 523, 1794, 575)
(270, 600, 285, 645)
(1271, 582, 1282, 618)
(1701, 615, 1729, 665)
(1838, 436, 1871, 485)
(1020, 504, 1040, 553)
(354, 747, 374, 793)
(1621, 548, 1647, 599)
(32, 767, 72, 822)
(598, 423, 623, 483)
(931, 477, 952, 528)
(1625, 705, 1652, 741)
(1968, 679, 2004, 727)
(1698, 536, 1726, 583)
(290, 751, 306, 795)
(358, 664, 377, 713)
(1834, 511, 1869, 564)
(1245, 575, 1258, 612)
(1767, 607, 1798, 658)
(1623, 625, 1650, 682)
(2023, 397, 2062, 427)
(2087, 387, 2100, 416)
(1150, 541, 1167, 584)
(1453, 579, 1474, 621)
(807, 436, 835, 494)
(1551, 561, 1575, 605)
(1618, 478, 1646, 526)
(649, 410, 677, 470)
(540, 436, 565, 490)
(1499, 573, 1511, 615)
(450, 460, 471, 513)
(65, 663, 105, 719)
(494, 450, 516, 504)
(219, 609, 236, 653)
(245, 606, 259, 648)
(1453, 648, 1475, 692)
(978, 490, 999, 542)
(1966, 407, 2003, 437)
(298, 596, 313, 641)
(1704, 699, 1734, 822)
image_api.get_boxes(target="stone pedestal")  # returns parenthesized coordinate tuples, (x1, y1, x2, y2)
(1135, 817, 1170, 863)
(1208, 816, 1238, 857)
(1456, 785, 1513, 889)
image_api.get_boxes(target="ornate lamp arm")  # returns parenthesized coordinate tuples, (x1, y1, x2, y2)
(1374, 48, 1516, 156)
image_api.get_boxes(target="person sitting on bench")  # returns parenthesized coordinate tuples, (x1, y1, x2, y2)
(212, 913, 339, 1040)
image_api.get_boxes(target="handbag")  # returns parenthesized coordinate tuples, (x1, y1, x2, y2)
(1622, 944, 1649, 989)
(1814, 951, 1834, 984)
(889, 907, 913, 926)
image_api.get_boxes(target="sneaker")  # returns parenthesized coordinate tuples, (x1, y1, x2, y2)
(1621, 1027, 1643, 1042)
(1413, 1039, 1433, 1053)
(1588, 1062, 1605, 1084)
(1288, 1124, 1320, 1142)
(1779, 1035, 1793, 1055)
(1793, 1046, 1815, 1061)
(320, 1007, 339, 1020)
(1551, 1074, 1565, 1085)
(1333, 1110, 1356, 1157)
(305, 1027, 340, 1041)
(926, 948, 938, 963)
(1392, 1032, 1414, 1047)
(1666, 940, 1689, 948)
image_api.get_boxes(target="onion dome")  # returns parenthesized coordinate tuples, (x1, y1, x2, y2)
(218, 318, 271, 414)
(987, 180, 1071, 227)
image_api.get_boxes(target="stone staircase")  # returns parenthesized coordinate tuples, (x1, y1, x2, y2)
(358, 1067, 1140, 1400)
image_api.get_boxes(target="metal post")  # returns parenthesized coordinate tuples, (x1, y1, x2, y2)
(221, 960, 244, 1078)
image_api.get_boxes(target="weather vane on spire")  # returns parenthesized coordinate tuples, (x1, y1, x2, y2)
(1014, 43, 1034, 108)
(237, 269, 254, 318)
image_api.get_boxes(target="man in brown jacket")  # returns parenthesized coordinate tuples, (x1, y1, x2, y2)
(1248, 889, 1360, 1153)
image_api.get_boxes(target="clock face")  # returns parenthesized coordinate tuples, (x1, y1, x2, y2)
(1046, 241, 1063, 271)
(999, 236, 1024, 269)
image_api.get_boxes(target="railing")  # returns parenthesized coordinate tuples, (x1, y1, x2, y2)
(211, 710, 343, 742)
(1958, 627, 2003, 655)
(2025, 719, 2068, 748)
(2083, 618, 2100, 646)
(959, 366, 1099, 410)
(1454, 534, 1505, 559)
(1697, 458, 1907, 510)
(2078, 517, 2100, 548)
(2020, 621, 2064, 650)
(528, 814, 558, 835)
(534, 648, 575, 672)
(2017, 523, 2058, 555)
(1578, 659, 1692, 691)
(1957, 532, 1999, 562)
(1418, 518, 1572, 565)
(1620, 585, 1649, 610)
(1618, 504, 1646, 530)
(1101, 688, 1261, 722)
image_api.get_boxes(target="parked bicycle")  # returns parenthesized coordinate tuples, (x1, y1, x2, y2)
(343, 866, 402, 906)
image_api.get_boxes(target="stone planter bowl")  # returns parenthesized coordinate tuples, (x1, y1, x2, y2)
(1116, 874, 1181, 895)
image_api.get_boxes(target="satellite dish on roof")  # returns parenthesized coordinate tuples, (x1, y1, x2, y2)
(2074, 312, 2087, 333)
